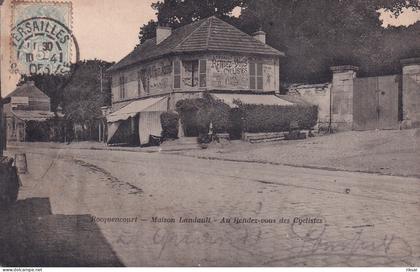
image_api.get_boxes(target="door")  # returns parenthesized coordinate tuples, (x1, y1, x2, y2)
(353, 75, 399, 130)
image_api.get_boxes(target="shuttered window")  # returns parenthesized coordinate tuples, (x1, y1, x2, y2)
(119, 75, 125, 99)
(256, 63, 263, 90)
(199, 59, 206, 87)
(249, 62, 256, 90)
(137, 71, 142, 96)
(249, 62, 263, 90)
(173, 60, 181, 89)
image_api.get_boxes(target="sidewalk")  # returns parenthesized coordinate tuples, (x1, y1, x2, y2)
(6, 139, 199, 153)
(179, 129, 420, 178)
(6, 129, 420, 178)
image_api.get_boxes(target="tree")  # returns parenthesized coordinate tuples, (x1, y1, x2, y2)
(18, 59, 114, 140)
(237, 0, 420, 83)
(138, 0, 246, 44)
(138, 0, 420, 83)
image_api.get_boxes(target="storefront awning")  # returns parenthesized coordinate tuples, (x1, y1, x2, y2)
(211, 93, 294, 108)
(107, 96, 168, 123)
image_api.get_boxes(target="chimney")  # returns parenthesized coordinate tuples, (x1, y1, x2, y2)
(156, 25, 172, 45)
(252, 30, 266, 44)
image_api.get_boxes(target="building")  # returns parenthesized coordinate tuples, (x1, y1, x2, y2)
(106, 16, 292, 145)
(4, 81, 55, 142)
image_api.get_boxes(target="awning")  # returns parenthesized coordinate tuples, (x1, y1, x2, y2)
(107, 96, 168, 123)
(211, 93, 294, 108)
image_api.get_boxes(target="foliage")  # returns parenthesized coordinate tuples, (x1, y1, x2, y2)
(160, 112, 179, 140)
(237, 103, 318, 133)
(175, 94, 232, 135)
(238, 0, 420, 83)
(141, 0, 420, 83)
(138, 0, 246, 44)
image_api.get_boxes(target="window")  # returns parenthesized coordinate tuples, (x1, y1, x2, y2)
(140, 69, 150, 95)
(137, 71, 142, 96)
(199, 59, 206, 87)
(249, 62, 263, 90)
(119, 75, 126, 99)
(174, 60, 181, 89)
(182, 60, 198, 87)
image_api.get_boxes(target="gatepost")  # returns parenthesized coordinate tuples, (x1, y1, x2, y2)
(401, 58, 420, 129)
(329, 65, 359, 131)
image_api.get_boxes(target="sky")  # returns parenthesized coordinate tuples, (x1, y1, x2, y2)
(1, 0, 420, 95)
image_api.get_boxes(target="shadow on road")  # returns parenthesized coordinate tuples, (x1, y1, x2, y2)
(0, 197, 123, 267)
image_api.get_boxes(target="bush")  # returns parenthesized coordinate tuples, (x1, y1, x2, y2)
(175, 94, 231, 135)
(0, 157, 19, 208)
(160, 112, 179, 140)
(238, 103, 318, 133)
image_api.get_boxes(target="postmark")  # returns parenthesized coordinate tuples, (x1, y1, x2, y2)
(9, 0, 74, 75)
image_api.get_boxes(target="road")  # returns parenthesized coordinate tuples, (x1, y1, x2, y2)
(1, 144, 420, 266)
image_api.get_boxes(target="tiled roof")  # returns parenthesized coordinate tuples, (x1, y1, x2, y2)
(109, 16, 284, 72)
(7, 82, 49, 99)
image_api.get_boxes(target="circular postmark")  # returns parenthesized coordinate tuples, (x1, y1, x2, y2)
(291, 214, 326, 241)
(10, 16, 79, 75)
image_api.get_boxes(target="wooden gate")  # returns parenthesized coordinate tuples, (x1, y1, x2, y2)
(353, 75, 400, 130)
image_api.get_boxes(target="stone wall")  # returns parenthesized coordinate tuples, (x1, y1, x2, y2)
(401, 58, 420, 128)
(287, 83, 331, 129)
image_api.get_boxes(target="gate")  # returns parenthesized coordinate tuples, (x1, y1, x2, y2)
(353, 75, 400, 130)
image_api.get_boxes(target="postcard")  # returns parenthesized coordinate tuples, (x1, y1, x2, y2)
(0, 0, 419, 268)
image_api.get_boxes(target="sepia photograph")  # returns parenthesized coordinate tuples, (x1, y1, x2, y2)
(0, 0, 420, 269)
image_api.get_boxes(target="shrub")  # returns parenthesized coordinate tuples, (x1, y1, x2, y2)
(238, 103, 318, 133)
(160, 112, 179, 140)
(175, 94, 231, 135)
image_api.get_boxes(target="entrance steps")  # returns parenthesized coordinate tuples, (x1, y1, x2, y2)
(160, 137, 200, 151)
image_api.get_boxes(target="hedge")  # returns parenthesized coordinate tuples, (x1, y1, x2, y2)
(176, 94, 318, 136)
(160, 112, 179, 140)
(175, 94, 231, 134)
(238, 103, 318, 133)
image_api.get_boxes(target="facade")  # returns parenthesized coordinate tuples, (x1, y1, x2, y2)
(4, 81, 54, 142)
(106, 16, 287, 145)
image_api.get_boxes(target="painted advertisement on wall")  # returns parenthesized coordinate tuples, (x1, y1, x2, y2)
(146, 59, 173, 94)
(209, 55, 249, 90)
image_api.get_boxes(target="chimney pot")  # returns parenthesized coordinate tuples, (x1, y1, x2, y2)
(252, 30, 266, 44)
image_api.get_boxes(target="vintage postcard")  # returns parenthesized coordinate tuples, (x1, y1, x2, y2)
(0, 0, 420, 269)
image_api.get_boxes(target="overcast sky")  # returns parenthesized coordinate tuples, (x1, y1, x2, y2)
(1, 0, 420, 94)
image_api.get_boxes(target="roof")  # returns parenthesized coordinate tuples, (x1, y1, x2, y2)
(109, 16, 284, 72)
(107, 96, 168, 122)
(7, 82, 49, 99)
(212, 93, 294, 108)
(11, 110, 55, 121)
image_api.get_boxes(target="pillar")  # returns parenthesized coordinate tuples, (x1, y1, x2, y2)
(401, 58, 420, 129)
(330, 65, 359, 131)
